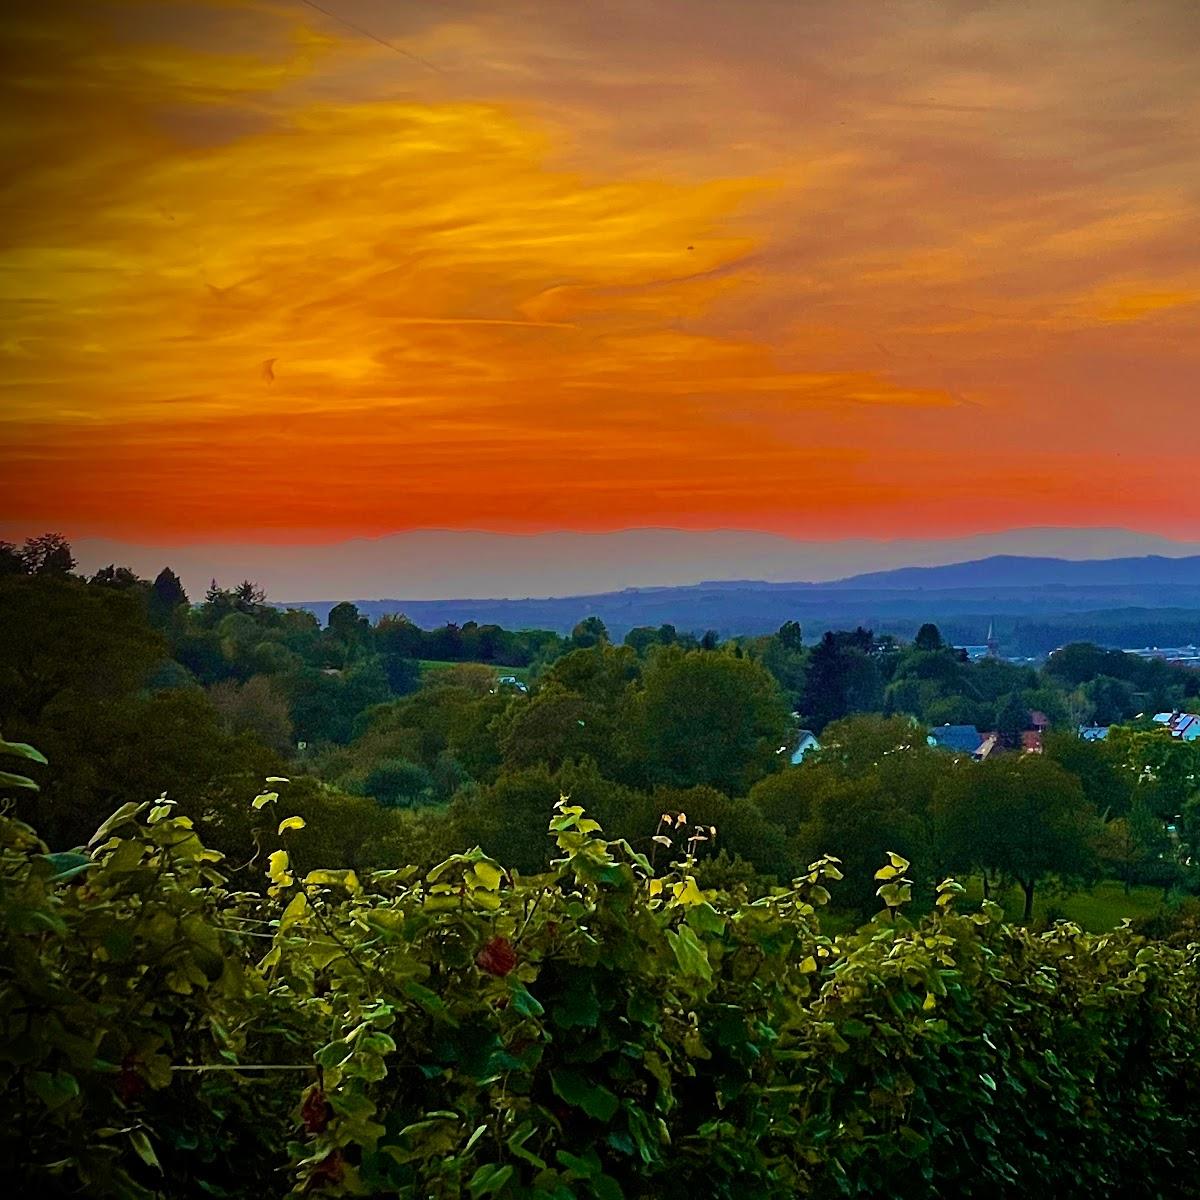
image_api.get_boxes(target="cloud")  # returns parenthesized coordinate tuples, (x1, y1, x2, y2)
(2, 0, 1198, 540)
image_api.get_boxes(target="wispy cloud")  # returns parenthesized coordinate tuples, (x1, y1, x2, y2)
(2, 0, 1198, 539)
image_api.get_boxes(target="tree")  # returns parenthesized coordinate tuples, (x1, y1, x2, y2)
(496, 685, 606, 772)
(232, 579, 267, 612)
(149, 568, 189, 627)
(995, 692, 1029, 748)
(800, 629, 883, 731)
(327, 601, 369, 649)
(914, 623, 943, 652)
(0, 576, 164, 727)
(935, 756, 1099, 919)
(571, 616, 609, 649)
(0, 541, 23, 576)
(777, 620, 804, 652)
(1083, 675, 1138, 724)
(628, 647, 790, 795)
(89, 564, 145, 590)
(19, 532, 75, 576)
(363, 758, 435, 808)
(208, 675, 294, 755)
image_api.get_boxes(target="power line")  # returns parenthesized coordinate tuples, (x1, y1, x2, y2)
(298, 0, 443, 73)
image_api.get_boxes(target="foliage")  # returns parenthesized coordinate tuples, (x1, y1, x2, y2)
(2, 778, 1199, 1200)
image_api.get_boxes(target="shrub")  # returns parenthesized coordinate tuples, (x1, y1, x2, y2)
(2, 771, 1198, 1198)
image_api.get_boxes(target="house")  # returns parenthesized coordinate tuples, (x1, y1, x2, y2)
(1171, 714, 1200, 742)
(975, 732, 1000, 760)
(1021, 730, 1044, 754)
(1028, 710, 1050, 732)
(1078, 725, 1110, 741)
(790, 730, 821, 765)
(928, 724, 985, 755)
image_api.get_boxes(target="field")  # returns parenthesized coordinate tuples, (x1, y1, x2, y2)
(816, 877, 1170, 935)
(416, 659, 532, 683)
(962, 876, 1169, 930)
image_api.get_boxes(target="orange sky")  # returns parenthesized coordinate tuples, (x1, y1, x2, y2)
(2, 0, 1199, 542)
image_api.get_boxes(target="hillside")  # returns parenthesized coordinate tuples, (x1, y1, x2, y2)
(287, 554, 1200, 650)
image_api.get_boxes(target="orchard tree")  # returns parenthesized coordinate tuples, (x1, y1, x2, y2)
(935, 755, 1099, 919)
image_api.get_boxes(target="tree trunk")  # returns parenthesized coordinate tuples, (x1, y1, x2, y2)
(981, 871, 991, 901)
(1021, 878, 1035, 922)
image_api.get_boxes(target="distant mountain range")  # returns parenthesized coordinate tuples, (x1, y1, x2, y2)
(287, 553, 1200, 655)
(70, 525, 1200, 603)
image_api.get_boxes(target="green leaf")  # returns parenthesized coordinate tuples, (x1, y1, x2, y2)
(89, 802, 146, 846)
(267, 850, 292, 888)
(557, 1149, 600, 1178)
(0, 770, 39, 791)
(0, 738, 48, 764)
(553, 1069, 620, 1122)
(685, 902, 726, 936)
(278, 891, 309, 933)
(39, 851, 93, 883)
(277, 816, 306, 834)
(509, 982, 544, 1018)
(553, 976, 600, 1029)
(666, 926, 712, 982)
(507, 1121, 547, 1169)
(471, 860, 504, 891)
(305, 868, 361, 893)
(29, 1070, 80, 1110)
(251, 791, 278, 810)
(467, 1163, 514, 1198)
(129, 1129, 162, 1172)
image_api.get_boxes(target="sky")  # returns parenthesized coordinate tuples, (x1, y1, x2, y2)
(2, 0, 1199, 551)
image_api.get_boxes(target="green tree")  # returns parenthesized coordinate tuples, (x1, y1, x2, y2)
(570, 615, 610, 649)
(363, 757, 435, 808)
(935, 756, 1099, 919)
(913, 622, 943, 652)
(148, 567, 189, 627)
(627, 646, 790, 795)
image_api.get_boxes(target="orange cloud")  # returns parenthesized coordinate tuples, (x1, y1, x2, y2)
(2, 0, 1199, 541)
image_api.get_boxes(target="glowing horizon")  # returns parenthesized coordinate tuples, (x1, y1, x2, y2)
(2, 1, 1199, 542)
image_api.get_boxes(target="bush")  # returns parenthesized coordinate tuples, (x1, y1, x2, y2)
(2, 781, 1199, 1198)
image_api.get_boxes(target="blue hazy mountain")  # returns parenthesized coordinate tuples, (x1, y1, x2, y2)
(288, 554, 1200, 655)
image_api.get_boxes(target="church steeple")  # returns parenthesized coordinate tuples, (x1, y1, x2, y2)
(985, 619, 999, 659)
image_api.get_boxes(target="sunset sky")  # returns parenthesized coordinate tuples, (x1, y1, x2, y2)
(2, 0, 1199, 546)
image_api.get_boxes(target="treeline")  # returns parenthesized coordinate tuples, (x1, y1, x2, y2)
(3, 785, 1198, 1198)
(4, 534, 1200, 926)
(6, 576, 1200, 927)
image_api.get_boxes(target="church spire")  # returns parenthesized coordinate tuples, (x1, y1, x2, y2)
(986, 619, 999, 658)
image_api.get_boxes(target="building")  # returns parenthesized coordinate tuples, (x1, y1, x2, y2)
(1078, 725, 1110, 741)
(790, 730, 821, 765)
(1152, 711, 1200, 741)
(928, 724, 985, 755)
(986, 619, 999, 660)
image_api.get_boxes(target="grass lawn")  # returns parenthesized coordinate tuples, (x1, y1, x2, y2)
(416, 660, 532, 683)
(961, 876, 1167, 931)
(819, 877, 1169, 936)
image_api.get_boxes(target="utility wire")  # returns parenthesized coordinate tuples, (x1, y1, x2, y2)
(298, 0, 443, 73)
